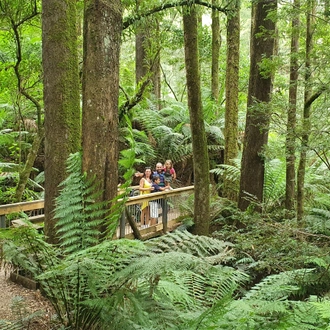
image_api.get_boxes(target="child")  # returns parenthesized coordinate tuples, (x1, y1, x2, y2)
(149, 175, 166, 226)
(163, 159, 176, 189)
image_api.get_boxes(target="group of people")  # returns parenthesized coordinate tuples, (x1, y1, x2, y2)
(136, 160, 176, 227)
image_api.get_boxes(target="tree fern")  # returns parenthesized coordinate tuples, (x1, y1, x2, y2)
(54, 152, 104, 254)
(263, 158, 286, 212)
(305, 208, 330, 235)
(210, 158, 241, 191)
(145, 229, 233, 259)
(311, 299, 330, 328)
(244, 269, 314, 301)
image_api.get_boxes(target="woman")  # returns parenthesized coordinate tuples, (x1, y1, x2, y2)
(139, 167, 153, 227)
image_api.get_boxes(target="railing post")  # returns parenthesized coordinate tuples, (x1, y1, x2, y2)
(0, 215, 6, 228)
(162, 197, 168, 233)
(119, 211, 126, 238)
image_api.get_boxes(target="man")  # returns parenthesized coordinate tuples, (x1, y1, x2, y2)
(154, 163, 165, 188)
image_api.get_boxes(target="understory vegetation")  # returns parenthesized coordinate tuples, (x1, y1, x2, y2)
(2, 154, 330, 329)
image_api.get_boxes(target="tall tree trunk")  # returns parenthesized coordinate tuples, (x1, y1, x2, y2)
(135, 15, 147, 84)
(223, 0, 240, 201)
(285, 0, 300, 214)
(238, 0, 277, 211)
(211, 0, 221, 101)
(183, 5, 210, 235)
(135, 1, 161, 108)
(42, 0, 81, 243)
(297, 0, 315, 223)
(151, 23, 161, 107)
(82, 0, 122, 219)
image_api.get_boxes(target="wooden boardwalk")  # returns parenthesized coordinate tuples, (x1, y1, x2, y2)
(0, 186, 194, 239)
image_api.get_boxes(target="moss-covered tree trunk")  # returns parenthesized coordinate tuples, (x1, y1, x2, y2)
(223, 0, 240, 201)
(297, 0, 315, 223)
(238, 0, 277, 211)
(135, 0, 161, 108)
(135, 0, 147, 86)
(183, 5, 210, 236)
(82, 0, 122, 219)
(42, 0, 81, 243)
(211, 0, 221, 101)
(285, 0, 300, 214)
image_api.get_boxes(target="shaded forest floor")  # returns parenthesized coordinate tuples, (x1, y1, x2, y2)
(0, 268, 54, 329)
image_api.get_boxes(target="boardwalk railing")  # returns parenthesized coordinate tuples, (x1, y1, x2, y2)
(0, 199, 45, 228)
(119, 186, 194, 238)
(0, 186, 194, 238)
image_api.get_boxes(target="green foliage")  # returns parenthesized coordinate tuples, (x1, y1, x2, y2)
(109, 115, 142, 236)
(263, 158, 286, 212)
(1, 151, 247, 329)
(55, 152, 104, 254)
(133, 99, 224, 169)
(3, 159, 330, 329)
(182, 268, 328, 329)
(305, 208, 330, 235)
(0, 172, 41, 204)
(210, 158, 241, 192)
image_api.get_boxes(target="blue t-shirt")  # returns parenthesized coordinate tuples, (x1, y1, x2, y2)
(152, 183, 162, 193)
(153, 171, 165, 187)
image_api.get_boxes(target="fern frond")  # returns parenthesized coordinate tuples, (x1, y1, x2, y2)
(146, 230, 233, 258)
(55, 152, 105, 254)
(263, 158, 286, 211)
(306, 208, 330, 235)
(245, 268, 314, 301)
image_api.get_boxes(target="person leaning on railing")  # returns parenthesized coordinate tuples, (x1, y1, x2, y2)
(149, 174, 168, 226)
(163, 159, 176, 190)
(138, 167, 154, 228)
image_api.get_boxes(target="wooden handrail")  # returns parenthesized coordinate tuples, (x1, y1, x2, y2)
(0, 186, 195, 233)
(123, 185, 194, 206)
(0, 186, 195, 215)
(0, 199, 44, 215)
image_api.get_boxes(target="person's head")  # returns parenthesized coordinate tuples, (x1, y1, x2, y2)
(164, 160, 173, 169)
(152, 174, 160, 184)
(156, 163, 163, 173)
(144, 167, 152, 177)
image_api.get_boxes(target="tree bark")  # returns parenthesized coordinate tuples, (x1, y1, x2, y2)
(42, 0, 81, 243)
(211, 0, 221, 101)
(82, 0, 122, 221)
(297, 0, 315, 223)
(285, 0, 300, 214)
(135, 0, 161, 108)
(183, 5, 210, 235)
(238, 0, 277, 211)
(223, 0, 240, 201)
